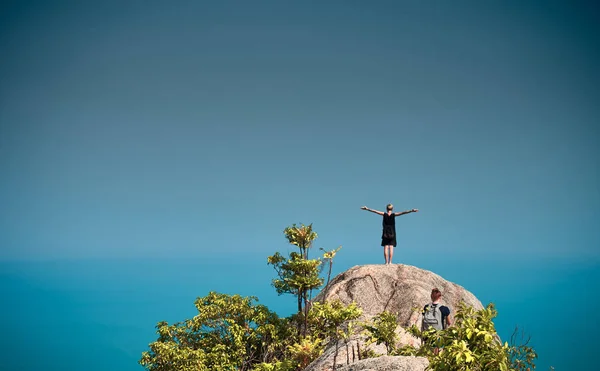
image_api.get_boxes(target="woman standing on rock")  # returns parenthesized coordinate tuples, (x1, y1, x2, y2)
(361, 204, 418, 264)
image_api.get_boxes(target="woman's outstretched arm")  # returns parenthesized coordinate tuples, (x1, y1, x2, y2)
(361, 206, 384, 215)
(395, 209, 419, 216)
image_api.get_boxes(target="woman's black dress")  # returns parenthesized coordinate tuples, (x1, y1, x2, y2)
(381, 212, 397, 247)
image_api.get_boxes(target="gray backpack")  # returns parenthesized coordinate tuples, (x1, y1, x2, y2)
(422, 303, 443, 331)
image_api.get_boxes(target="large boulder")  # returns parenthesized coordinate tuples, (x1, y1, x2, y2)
(305, 264, 483, 370)
(316, 264, 483, 327)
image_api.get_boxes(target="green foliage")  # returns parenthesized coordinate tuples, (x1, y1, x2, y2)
(275, 300, 363, 369)
(142, 223, 358, 371)
(267, 252, 324, 299)
(508, 327, 538, 371)
(287, 336, 324, 369)
(252, 360, 296, 371)
(268, 223, 329, 336)
(396, 302, 538, 371)
(363, 311, 399, 354)
(321, 245, 342, 260)
(249, 301, 361, 371)
(139, 292, 291, 371)
(308, 300, 362, 341)
(306, 300, 362, 370)
(360, 347, 380, 359)
(283, 223, 317, 258)
(320, 246, 342, 289)
(140, 332, 209, 371)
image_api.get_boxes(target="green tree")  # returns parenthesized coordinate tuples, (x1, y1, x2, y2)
(267, 251, 323, 315)
(307, 300, 362, 369)
(363, 311, 399, 355)
(268, 223, 325, 336)
(320, 245, 342, 292)
(140, 292, 291, 371)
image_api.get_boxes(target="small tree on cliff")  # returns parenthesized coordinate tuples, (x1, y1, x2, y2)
(320, 245, 342, 292)
(267, 223, 324, 336)
(363, 311, 399, 355)
(307, 300, 362, 370)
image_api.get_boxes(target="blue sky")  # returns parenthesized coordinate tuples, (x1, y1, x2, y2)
(1, 0, 598, 262)
(1, 1, 599, 370)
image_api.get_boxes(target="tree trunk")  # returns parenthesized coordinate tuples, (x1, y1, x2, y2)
(346, 342, 350, 365)
(333, 338, 339, 371)
(302, 289, 309, 337)
(296, 293, 303, 336)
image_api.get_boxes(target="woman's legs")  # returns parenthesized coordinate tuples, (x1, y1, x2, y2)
(383, 245, 394, 264)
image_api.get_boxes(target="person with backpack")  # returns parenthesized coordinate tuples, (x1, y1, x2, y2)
(361, 204, 418, 264)
(422, 288, 452, 331)
(421, 288, 452, 353)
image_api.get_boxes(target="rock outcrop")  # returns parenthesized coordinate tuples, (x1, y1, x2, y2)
(336, 356, 428, 371)
(316, 264, 483, 327)
(305, 264, 483, 370)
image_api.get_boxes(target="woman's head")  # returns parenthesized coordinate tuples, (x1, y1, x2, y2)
(386, 204, 393, 211)
(431, 288, 442, 301)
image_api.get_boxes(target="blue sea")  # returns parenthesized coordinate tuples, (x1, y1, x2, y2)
(1, 254, 598, 371)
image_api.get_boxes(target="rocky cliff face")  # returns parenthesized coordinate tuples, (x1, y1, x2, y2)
(305, 264, 484, 371)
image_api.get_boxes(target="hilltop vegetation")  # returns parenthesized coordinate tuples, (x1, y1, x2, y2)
(140, 223, 538, 371)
